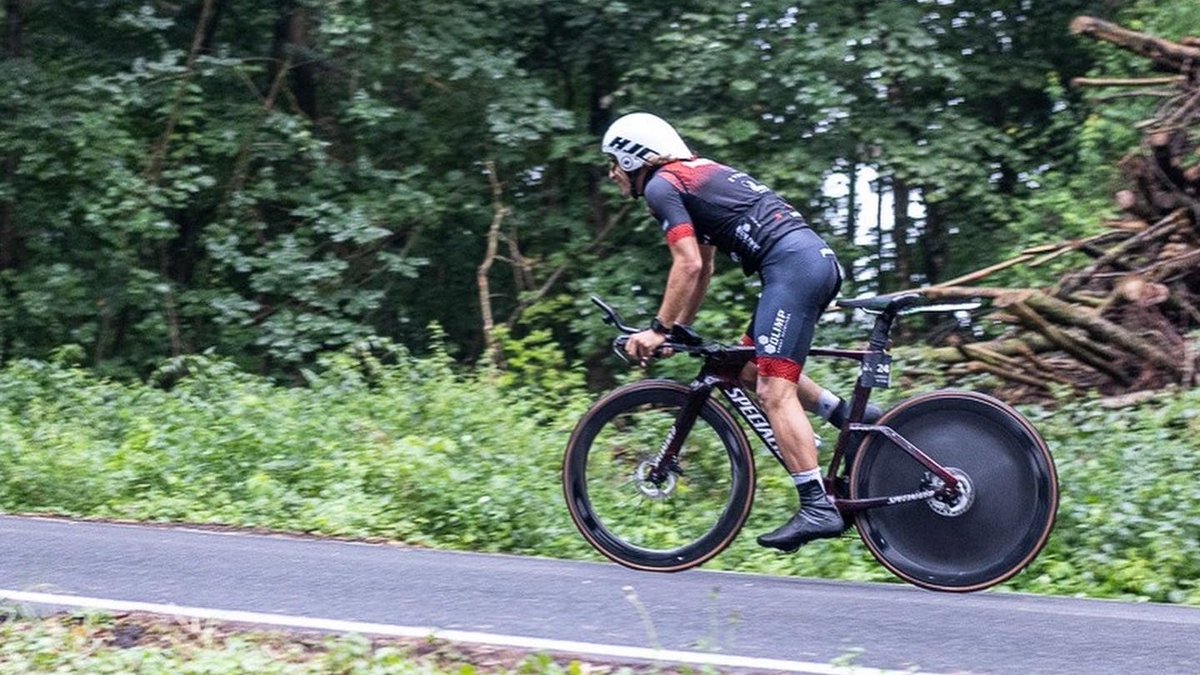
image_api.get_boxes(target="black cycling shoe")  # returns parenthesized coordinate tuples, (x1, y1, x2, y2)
(757, 481, 845, 553)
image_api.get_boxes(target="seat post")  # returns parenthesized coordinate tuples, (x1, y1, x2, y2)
(867, 310, 896, 352)
(836, 293, 923, 352)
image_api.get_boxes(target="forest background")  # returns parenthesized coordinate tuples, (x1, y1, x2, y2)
(2, 0, 1199, 605)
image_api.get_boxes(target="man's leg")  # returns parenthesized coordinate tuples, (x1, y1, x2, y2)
(739, 360, 879, 427)
(756, 374, 819, 473)
(754, 373, 844, 552)
(801, 374, 884, 428)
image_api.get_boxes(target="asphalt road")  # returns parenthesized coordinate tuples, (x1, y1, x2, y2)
(2, 515, 1198, 673)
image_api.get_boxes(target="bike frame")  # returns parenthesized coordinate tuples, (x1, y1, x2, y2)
(649, 314, 962, 515)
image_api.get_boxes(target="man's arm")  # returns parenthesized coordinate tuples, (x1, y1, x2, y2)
(656, 235, 706, 328)
(672, 244, 714, 326)
(624, 235, 704, 361)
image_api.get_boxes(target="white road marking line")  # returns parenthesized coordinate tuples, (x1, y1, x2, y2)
(0, 589, 930, 674)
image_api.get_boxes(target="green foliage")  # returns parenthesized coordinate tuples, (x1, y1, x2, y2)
(3, 352, 1200, 605)
(0, 0, 1166, 376)
(611, 0, 1113, 292)
(0, 344, 591, 556)
(0, 613, 587, 673)
(1018, 392, 1200, 604)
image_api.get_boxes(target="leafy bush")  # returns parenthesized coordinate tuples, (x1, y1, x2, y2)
(0, 342, 590, 559)
(1, 345, 1198, 605)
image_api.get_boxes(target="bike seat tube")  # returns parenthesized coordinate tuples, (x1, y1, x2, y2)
(830, 310, 895, 479)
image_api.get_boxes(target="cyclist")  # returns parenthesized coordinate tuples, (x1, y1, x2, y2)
(602, 111, 879, 552)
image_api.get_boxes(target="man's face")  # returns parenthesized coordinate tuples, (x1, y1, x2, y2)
(608, 159, 632, 198)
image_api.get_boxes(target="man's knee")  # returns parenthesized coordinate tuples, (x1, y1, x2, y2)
(757, 372, 800, 412)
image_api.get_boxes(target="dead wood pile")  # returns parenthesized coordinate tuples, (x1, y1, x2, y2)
(917, 17, 1200, 401)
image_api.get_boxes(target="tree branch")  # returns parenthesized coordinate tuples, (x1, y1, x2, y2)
(145, 0, 217, 357)
(1006, 301, 1131, 386)
(1071, 16, 1200, 73)
(505, 201, 635, 328)
(1055, 209, 1187, 296)
(1072, 76, 1185, 87)
(145, 0, 217, 183)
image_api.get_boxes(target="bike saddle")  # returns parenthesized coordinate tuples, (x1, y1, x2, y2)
(836, 292, 925, 314)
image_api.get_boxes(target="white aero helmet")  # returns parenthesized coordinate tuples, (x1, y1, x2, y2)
(601, 112, 693, 173)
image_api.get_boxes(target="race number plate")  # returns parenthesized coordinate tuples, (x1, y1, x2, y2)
(860, 352, 893, 388)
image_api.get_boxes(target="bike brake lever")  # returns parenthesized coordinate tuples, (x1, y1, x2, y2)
(612, 336, 633, 365)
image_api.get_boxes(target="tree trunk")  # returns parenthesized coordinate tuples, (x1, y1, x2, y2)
(922, 198, 947, 284)
(221, 47, 293, 209)
(892, 177, 912, 289)
(1006, 301, 1132, 385)
(846, 160, 858, 242)
(200, 0, 228, 54)
(0, 0, 23, 272)
(875, 176, 885, 294)
(1026, 292, 1180, 375)
(4, 0, 20, 56)
(587, 75, 617, 236)
(840, 159, 858, 289)
(0, 0, 22, 363)
(478, 161, 508, 366)
(145, 0, 218, 357)
(272, 0, 317, 119)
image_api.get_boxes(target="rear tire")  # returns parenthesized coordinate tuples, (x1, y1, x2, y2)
(849, 390, 1058, 592)
(563, 381, 755, 572)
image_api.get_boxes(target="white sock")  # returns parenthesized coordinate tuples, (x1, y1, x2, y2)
(814, 389, 841, 420)
(791, 468, 823, 487)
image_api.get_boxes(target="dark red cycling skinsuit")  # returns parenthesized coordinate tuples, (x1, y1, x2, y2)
(644, 158, 841, 382)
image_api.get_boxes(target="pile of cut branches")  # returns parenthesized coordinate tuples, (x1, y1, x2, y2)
(920, 17, 1200, 401)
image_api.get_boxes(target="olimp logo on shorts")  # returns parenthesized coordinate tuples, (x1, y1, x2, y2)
(757, 309, 791, 355)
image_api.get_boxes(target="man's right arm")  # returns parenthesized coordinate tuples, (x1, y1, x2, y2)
(674, 244, 714, 326)
(644, 175, 711, 329)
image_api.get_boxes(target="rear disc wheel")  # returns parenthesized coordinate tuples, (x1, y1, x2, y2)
(850, 391, 1058, 592)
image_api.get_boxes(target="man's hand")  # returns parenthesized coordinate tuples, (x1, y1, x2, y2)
(625, 329, 670, 366)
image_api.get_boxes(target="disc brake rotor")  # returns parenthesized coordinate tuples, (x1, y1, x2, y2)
(635, 460, 678, 501)
(924, 467, 975, 517)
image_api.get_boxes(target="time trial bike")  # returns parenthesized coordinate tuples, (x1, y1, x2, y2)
(562, 294, 1059, 592)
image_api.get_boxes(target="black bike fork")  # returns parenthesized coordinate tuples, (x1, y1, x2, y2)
(647, 380, 714, 483)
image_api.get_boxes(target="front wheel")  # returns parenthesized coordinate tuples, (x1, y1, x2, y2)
(849, 390, 1058, 592)
(563, 381, 755, 572)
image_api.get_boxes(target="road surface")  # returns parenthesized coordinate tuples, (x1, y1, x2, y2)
(2, 515, 1197, 673)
